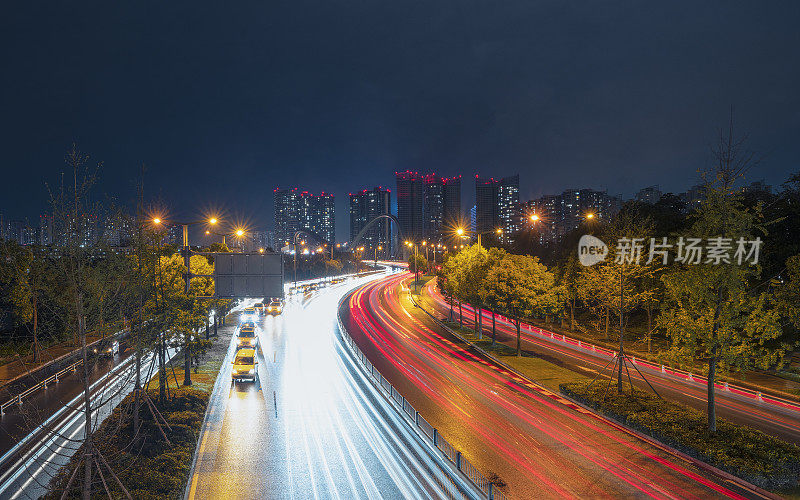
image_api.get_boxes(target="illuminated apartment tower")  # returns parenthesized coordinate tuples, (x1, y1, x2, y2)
(475, 174, 519, 243)
(273, 187, 299, 246)
(349, 186, 392, 255)
(422, 174, 461, 241)
(298, 191, 335, 243)
(395, 171, 424, 241)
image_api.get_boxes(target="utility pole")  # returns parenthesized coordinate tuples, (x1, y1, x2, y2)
(618, 264, 624, 394)
(182, 224, 193, 386)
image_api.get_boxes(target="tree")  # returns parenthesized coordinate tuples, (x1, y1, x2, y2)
(776, 254, 800, 331)
(657, 125, 788, 432)
(0, 242, 52, 361)
(483, 254, 557, 356)
(156, 253, 221, 386)
(408, 253, 428, 274)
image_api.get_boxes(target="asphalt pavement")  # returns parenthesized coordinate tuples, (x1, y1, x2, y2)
(343, 272, 773, 500)
(422, 279, 800, 445)
(187, 272, 472, 500)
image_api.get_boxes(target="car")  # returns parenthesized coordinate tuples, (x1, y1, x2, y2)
(240, 319, 256, 330)
(254, 303, 265, 315)
(266, 299, 283, 315)
(231, 348, 257, 382)
(237, 326, 258, 348)
(241, 307, 256, 321)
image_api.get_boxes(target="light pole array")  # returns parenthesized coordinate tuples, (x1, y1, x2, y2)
(455, 226, 503, 248)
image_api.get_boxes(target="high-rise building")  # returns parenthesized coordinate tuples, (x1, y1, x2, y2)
(680, 185, 705, 212)
(297, 191, 335, 243)
(636, 185, 662, 204)
(275, 189, 336, 245)
(421, 174, 462, 241)
(423, 174, 444, 240)
(249, 230, 275, 252)
(103, 213, 133, 247)
(396, 171, 424, 241)
(559, 188, 616, 231)
(518, 189, 619, 244)
(349, 186, 391, 254)
(469, 205, 477, 233)
(38, 214, 53, 246)
(274, 187, 299, 246)
(475, 174, 519, 243)
(443, 176, 462, 232)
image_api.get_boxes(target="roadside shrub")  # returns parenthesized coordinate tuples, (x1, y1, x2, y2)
(561, 381, 800, 490)
(43, 387, 209, 499)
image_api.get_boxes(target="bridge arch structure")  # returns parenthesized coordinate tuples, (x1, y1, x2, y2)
(349, 214, 404, 258)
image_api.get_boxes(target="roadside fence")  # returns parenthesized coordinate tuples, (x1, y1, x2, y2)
(338, 307, 509, 500)
(0, 359, 83, 417)
(428, 284, 800, 415)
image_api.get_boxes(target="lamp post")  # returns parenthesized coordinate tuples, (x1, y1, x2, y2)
(455, 227, 503, 248)
(153, 216, 219, 387)
(374, 245, 382, 265)
(405, 241, 419, 292)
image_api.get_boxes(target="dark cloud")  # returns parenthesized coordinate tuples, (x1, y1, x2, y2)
(1, 1, 798, 239)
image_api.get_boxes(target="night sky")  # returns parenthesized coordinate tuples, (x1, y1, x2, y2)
(2, 1, 798, 240)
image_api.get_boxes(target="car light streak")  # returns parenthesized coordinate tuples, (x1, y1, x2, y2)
(342, 273, 753, 499)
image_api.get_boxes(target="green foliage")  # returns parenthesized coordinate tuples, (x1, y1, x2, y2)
(561, 381, 800, 490)
(657, 187, 788, 377)
(408, 253, 428, 273)
(776, 254, 800, 331)
(43, 387, 209, 499)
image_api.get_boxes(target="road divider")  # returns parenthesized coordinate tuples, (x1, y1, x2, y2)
(338, 292, 506, 500)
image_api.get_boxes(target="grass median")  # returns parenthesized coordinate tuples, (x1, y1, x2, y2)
(44, 328, 232, 498)
(561, 381, 800, 492)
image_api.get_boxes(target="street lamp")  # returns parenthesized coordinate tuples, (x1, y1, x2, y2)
(151, 215, 219, 387)
(454, 226, 503, 248)
(405, 240, 420, 292)
(374, 245, 382, 264)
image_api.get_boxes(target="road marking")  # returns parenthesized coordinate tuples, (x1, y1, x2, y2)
(187, 427, 210, 500)
(273, 390, 278, 418)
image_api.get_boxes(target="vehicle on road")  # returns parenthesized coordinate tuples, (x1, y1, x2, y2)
(237, 326, 258, 348)
(231, 348, 257, 382)
(267, 299, 283, 315)
(241, 306, 256, 320)
(254, 303, 265, 315)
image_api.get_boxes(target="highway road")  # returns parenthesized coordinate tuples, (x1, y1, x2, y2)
(186, 271, 477, 500)
(0, 341, 180, 499)
(342, 272, 771, 499)
(422, 279, 800, 445)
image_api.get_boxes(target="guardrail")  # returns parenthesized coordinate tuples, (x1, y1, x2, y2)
(0, 359, 83, 417)
(337, 304, 508, 500)
(427, 282, 800, 415)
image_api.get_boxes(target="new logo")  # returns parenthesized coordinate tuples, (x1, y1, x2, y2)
(578, 235, 608, 266)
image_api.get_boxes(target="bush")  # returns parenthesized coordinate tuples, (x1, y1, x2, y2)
(44, 387, 209, 499)
(561, 381, 800, 490)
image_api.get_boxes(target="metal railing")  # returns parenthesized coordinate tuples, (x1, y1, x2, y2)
(0, 359, 83, 417)
(337, 307, 508, 500)
(427, 284, 800, 415)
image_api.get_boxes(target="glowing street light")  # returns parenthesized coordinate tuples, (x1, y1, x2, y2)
(586, 212, 595, 220)
(530, 214, 540, 222)
(209, 217, 218, 225)
(153, 218, 162, 225)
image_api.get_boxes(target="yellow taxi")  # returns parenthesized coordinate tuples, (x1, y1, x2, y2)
(267, 299, 283, 315)
(231, 348, 257, 382)
(253, 303, 265, 315)
(237, 326, 258, 348)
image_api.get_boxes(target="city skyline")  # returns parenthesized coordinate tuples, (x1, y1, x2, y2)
(1, 2, 798, 242)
